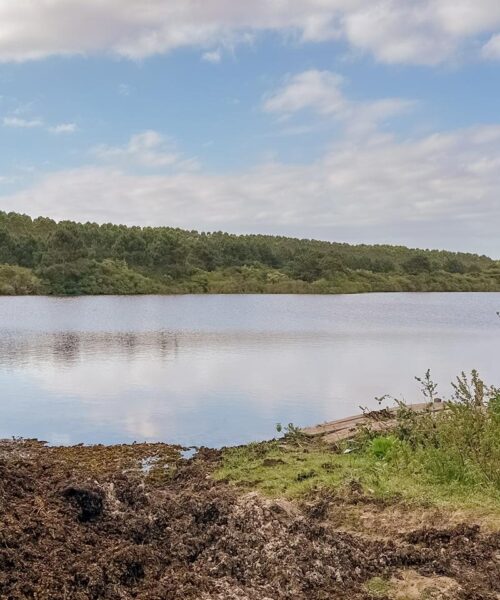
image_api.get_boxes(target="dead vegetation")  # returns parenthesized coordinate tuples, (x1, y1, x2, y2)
(0, 439, 498, 599)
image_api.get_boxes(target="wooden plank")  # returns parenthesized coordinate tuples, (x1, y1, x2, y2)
(302, 401, 446, 444)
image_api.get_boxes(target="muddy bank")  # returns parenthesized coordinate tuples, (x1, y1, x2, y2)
(0, 440, 498, 599)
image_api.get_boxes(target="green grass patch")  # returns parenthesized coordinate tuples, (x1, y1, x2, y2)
(364, 576, 392, 597)
(215, 438, 500, 513)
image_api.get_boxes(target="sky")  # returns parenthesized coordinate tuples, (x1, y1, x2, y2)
(0, 1, 500, 256)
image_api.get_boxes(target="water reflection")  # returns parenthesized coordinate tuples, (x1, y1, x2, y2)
(0, 294, 499, 447)
(0, 329, 335, 366)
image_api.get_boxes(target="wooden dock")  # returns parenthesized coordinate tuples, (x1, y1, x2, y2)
(302, 401, 446, 444)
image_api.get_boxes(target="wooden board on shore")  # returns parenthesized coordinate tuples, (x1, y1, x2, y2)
(302, 401, 446, 444)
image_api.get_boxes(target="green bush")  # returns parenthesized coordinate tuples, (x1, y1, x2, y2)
(367, 371, 500, 491)
(368, 435, 397, 459)
(0, 264, 42, 295)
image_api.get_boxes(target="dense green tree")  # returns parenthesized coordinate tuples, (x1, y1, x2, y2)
(43, 224, 89, 265)
(289, 250, 325, 282)
(147, 232, 188, 277)
(444, 258, 466, 274)
(319, 254, 346, 277)
(0, 226, 15, 264)
(112, 230, 147, 266)
(402, 254, 432, 275)
(0, 210, 498, 295)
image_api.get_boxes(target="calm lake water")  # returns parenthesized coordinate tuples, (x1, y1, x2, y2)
(0, 293, 499, 447)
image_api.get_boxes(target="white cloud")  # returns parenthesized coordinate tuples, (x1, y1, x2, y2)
(48, 122, 77, 134)
(118, 83, 131, 96)
(1, 1, 500, 65)
(3, 116, 43, 128)
(264, 69, 414, 134)
(3, 115, 78, 134)
(482, 33, 500, 59)
(264, 70, 346, 116)
(202, 48, 222, 63)
(93, 130, 197, 170)
(2, 123, 500, 255)
(1, 71, 499, 255)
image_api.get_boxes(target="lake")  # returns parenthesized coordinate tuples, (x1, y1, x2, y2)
(0, 293, 499, 447)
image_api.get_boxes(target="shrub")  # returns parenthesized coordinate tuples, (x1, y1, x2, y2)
(365, 371, 500, 491)
(0, 264, 42, 295)
(368, 435, 397, 459)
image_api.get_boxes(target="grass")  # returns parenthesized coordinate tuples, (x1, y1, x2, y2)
(364, 576, 392, 597)
(215, 371, 500, 520)
(215, 438, 500, 512)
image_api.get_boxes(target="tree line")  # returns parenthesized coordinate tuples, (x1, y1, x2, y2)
(0, 210, 499, 295)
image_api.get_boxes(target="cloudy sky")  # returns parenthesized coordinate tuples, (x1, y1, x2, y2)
(1, 1, 500, 256)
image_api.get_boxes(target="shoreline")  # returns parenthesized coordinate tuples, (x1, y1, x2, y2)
(3, 288, 500, 298)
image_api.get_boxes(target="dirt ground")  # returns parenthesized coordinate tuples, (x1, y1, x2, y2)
(0, 440, 498, 600)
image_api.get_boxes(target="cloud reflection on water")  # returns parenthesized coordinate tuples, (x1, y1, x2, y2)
(1, 294, 499, 446)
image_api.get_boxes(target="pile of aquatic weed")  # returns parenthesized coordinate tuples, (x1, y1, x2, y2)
(0, 439, 499, 599)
